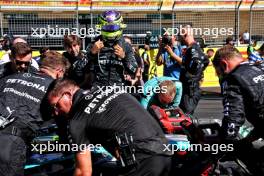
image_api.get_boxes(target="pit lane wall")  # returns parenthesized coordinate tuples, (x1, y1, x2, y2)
(0, 46, 248, 88)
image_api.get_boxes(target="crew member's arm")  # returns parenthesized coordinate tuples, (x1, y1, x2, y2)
(142, 49, 150, 66)
(0, 63, 6, 79)
(165, 45, 183, 65)
(155, 46, 164, 66)
(221, 78, 246, 141)
(171, 81, 183, 107)
(0, 75, 6, 91)
(141, 92, 152, 109)
(86, 39, 104, 60)
(70, 119, 92, 176)
(81, 70, 94, 90)
(115, 43, 138, 74)
(140, 79, 157, 109)
(183, 47, 209, 75)
(74, 149, 92, 176)
(80, 57, 95, 89)
(126, 68, 142, 86)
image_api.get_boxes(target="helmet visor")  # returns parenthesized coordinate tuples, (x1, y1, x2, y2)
(102, 24, 121, 32)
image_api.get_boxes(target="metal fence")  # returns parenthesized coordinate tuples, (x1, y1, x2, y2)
(173, 11, 237, 46)
(0, 12, 176, 49)
(1, 12, 78, 48)
(251, 0, 264, 42)
(0, 0, 263, 49)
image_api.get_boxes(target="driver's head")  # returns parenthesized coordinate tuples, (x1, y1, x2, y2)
(98, 10, 127, 41)
(157, 80, 176, 105)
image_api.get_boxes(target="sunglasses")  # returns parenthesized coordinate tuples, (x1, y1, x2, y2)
(15, 60, 31, 66)
(51, 93, 65, 112)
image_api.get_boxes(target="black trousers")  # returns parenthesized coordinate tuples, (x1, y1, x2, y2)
(0, 133, 27, 176)
(124, 155, 172, 176)
(179, 90, 201, 115)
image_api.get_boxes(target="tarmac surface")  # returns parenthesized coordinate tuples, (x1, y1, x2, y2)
(193, 88, 223, 120)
